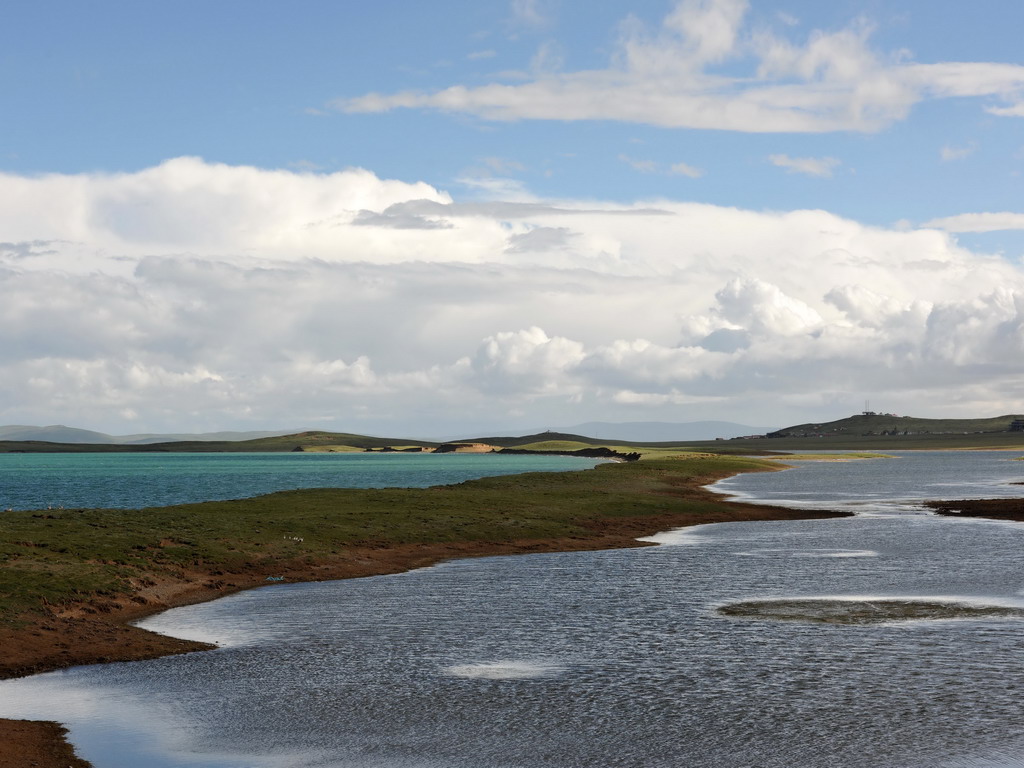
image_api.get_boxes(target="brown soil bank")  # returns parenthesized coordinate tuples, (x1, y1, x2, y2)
(0, 454, 846, 767)
(927, 497, 1024, 522)
(0, 720, 91, 768)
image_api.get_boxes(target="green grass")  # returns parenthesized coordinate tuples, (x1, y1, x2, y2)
(775, 413, 1024, 436)
(0, 454, 777, 622)
(510, 440, 595, 451)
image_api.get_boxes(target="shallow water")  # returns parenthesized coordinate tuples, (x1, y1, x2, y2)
(709, 450, 1024, 515)
(2, 451, 1024, 767)
(0, 452, 603, 510)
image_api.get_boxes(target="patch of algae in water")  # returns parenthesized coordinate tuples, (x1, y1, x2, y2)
(717, 599, 1024, 625)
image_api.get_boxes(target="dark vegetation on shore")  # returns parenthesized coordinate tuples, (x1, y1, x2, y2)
(927, 497, 1024, 522)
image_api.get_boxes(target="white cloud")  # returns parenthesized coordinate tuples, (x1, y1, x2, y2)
(336, 0, 1024, 133)
(987, 102, 1024, 117)
(714, 277, 823, 335)
(669, 161, 705, 178)
(619, 155, 704, 177)
(455, 174, 536, 201)
(2, 158, 1024, 434)
(480, 156, 526, 174)
(0, 156, 451, 257)
(465, 327, 586, 395)
(923, 212, 1024, 232)
(508, 0, 551, 31)
(776, 11, 799, 27)
(468, 50, 497, 61)
(940, 143, 976, 161)
(618, 154, 659, 173)
(768, 154, 841, 177)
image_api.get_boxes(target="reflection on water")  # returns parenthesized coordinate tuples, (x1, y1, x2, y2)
(2, 452, 1024, 767)
(731, 547, 879, 558)
(443, 661, 566, 680)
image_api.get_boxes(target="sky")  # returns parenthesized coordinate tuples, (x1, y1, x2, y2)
(2, 0, 1024, 438)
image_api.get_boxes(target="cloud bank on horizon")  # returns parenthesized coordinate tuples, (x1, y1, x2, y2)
(2, 157, 1022, 435)
(1, 0, 1023, 436)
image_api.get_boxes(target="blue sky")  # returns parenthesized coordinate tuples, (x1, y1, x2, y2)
(6, 0, 1024, 227)
(2, 1, 1024, 436)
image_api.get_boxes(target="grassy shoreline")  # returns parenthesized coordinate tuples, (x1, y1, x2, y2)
(1, 453, 850, 767)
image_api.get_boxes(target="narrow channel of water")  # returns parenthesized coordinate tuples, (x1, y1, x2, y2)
(1, 451, 1023, 767)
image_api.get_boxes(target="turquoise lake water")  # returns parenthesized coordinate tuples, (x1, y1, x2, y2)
(0, 452, 605, 511)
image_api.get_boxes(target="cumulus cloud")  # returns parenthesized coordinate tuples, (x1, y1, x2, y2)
(0, 157, 451, 258)
(2, 157, 1024, 434)
(335, 0, 1024, 133)
(768, 154, 841, 177)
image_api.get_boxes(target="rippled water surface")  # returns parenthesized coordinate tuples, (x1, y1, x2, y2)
(0, 452, 603, 510)
(2, 451, 1024, 767)
(710, 450, 1024, 514)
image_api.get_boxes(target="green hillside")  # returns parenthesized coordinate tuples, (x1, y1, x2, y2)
(0, 431, 440, 453)
(2, 416, 1024, 456)
(464, 431, 610, 447)
(769, 413, 1024, 438)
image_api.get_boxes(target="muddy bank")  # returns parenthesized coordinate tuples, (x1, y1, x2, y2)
(0, 720, 91, 768)
(927, 497, 1024, 522)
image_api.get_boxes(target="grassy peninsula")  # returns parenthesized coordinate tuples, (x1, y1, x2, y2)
(0, 453, 846, 677)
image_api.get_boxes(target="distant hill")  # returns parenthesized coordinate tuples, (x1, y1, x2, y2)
(462, 431, 609, 448)
(5, 414, 1023, 455)
(0, 430, 442, 453)
(459, 431, 713, 449)
(561, 420, 776, 442)
(0, 425, 302, 444)
(770, 413, 1024, 438)
(0, 425, 119, 444)
(117, 429, 300, 444)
